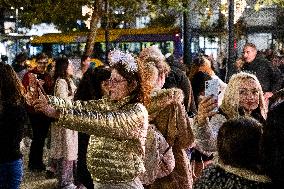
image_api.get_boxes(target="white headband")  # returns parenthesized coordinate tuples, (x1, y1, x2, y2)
(108, 49, 138, 73)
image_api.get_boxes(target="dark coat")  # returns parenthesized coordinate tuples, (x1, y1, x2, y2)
(242, 56, 282, 92)
(193, 164, 272, 189)
(0, 104, 28, 163)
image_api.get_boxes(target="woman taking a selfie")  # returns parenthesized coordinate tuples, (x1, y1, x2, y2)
(32, 50, 148, 189)
(193, 72, 267, 157)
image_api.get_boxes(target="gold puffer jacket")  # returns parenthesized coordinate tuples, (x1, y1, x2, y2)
(48, 96, 148, 183)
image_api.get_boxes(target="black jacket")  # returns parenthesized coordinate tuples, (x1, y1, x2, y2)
(0, 103, 28, 163)
(242, 56, 282, 92)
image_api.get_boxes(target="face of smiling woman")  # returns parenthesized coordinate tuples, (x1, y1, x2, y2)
(238, 78, 260, 115)
(108, 69, 135, 101)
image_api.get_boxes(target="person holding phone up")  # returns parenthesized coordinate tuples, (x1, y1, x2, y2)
(192, 72, 267, 159)
(189, 72, 220, 181)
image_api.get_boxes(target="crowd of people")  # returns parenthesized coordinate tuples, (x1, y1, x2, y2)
(1, 42, 284, 189)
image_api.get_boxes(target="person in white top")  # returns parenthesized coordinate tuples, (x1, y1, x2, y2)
(50, 57, 78, 189)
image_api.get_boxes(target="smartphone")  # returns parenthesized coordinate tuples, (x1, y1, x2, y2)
(205, 79, 219, 112)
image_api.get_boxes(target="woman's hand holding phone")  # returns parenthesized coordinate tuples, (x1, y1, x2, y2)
(205, 79, 219, 112)
(196, 96, 218, 125)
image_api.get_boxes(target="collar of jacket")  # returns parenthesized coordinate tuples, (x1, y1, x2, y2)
(215, 157, 271, 183)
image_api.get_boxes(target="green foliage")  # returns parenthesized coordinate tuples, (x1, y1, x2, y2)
(24, 0, 89, 31)
(0, 0, 220, 31)
(147, 0, 185, 12)
(145, 0, 183, 28)
(0, 0, 91, 31)
(146, 14, 178, 27)
(255, 0, 284, 11)
(234, 18, 246, 39)
(106, 0, 149, 28)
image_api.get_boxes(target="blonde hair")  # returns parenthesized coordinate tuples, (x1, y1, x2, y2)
(137, 45, 170, 107)
(244, 43, 257, 51)
(136, 58, 155, 106)
(220, 72, 266, 119)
